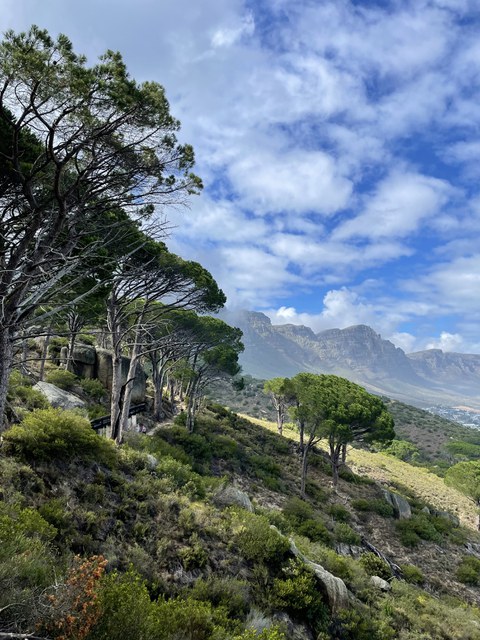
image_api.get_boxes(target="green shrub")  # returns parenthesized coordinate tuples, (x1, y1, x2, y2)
(296, 519, 331, 545)
(80, 378, 106, 400)
(282, 497, 314, 523)
(351, 498, 394, 518)
(334, 523, 361, 545)
(400, 564, 424, 585)
(327, 503, 351, 522)
(8, 370, 48, 411)
(155, 456, 205, 498)
(359, 553, 392, 580)
(3, 408, 116, 466)
(187, 577, 250, 620)
(78, 333, 96, 345)
(269, 559, 328, 633)
(179, 533, 208, 570)
(45, 368, 78, 390)
(456, 556, 480, 585)
(396, 514, 443, 547)
(232, 511, 290, 565)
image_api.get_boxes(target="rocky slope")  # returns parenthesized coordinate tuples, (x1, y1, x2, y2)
(220, 310, 480, 409)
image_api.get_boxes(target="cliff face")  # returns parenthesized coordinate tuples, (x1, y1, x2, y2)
(221, 310, 480, 408)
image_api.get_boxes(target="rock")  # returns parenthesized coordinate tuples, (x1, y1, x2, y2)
(34, 382, 86, 411)
(213, 485, 253, 512)
(146, 454, 158, 469)
(290, 540, 350, 612)
(382, 490, 411, 519)
(65, 344, 97, 379)
(434, 510, 460, 527)
(370, 575, 391, 591)
(335, 543, 363, 557)
(245, 610, 312, 640)
(96, 348, 146, 403)
(422, 506, 430, 515)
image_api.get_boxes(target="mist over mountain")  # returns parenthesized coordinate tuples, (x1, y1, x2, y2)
(220, 310, 480, 409)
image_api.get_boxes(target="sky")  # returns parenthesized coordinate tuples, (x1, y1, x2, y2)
(2, 0, 480, 354)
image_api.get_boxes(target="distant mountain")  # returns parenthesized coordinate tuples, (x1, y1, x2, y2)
(220, 310, 480, 409)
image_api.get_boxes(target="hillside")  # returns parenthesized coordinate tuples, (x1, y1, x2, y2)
(209, 375, 480, 467)
(219, 310, 480, 409)
(2, 380, 480, 638)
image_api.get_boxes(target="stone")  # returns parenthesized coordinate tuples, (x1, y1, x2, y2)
(290, 540, 350, 612)
(34, 382, 86, 411)
(382, 490, 412, 519)
(335, 543, 363, 558)
(96, 348, 146, 403)
(434, 510, 460, 527)
(69, 344, 97, 379)
(213, 485, 253, 512)
(370, 575, 391, 591)
(146, 454, 158, 469)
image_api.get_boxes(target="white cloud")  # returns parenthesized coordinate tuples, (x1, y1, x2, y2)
(425, 332, 465, 352)
(229, 148, 353, 216)
(334, 170, 453, 241)
(211, 12, 254, 48)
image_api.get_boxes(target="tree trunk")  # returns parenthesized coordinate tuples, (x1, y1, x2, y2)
(109, 353, 123, 442)
(299, 419, 305, 454)
(300, 445, 309, 498)
(0, 327, 14, 432)
(118, 343, 141, 437)
(65, 330, 78, 372)
(152, 362, 166, 420)
(38, 321, 53, 382)
(276, 406, 284, 435)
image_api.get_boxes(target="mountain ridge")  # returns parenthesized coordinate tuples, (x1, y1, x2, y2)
(219, 310, 480, 408)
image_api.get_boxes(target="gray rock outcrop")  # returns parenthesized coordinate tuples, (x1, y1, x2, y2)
(63, 344, 97, 379)
(382, 490, 412, 519)
(213, 485, 253, 512)
(370, 576, 391, 591)
(290, 539, 350, 612)
(96, 348, 146, 403)
(34, 382, 86, 411)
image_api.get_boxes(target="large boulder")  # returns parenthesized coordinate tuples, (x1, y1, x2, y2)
(34, 382, 86, 411)
(290, 539, 350, 612)
(60, 344, 97, 379)
(95, 348, 146, 403)
(382, 490, 412, 519)
(213, 485, 253, 512)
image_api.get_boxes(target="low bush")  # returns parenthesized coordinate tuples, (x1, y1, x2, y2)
(231, 510, 290, 565)
(456, 556, 480, 585)
(351, 498, 394, 518)
(269, 559, 329, 634)
(359, 552, 392, 580)
(80, 378, 106, 400)
(396, 514, 443, 547)
(334, 523, 361, 545)
(400, 564, 424, 585)
(46, 368, 78, 390)
(327, 503, 351, 522)
(8, 370, 48, 411)
(3, 408, 117, 466)
(187, 576, 250, 620)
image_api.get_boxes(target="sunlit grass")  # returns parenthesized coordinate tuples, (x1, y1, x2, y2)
(238, 413, 478, 529)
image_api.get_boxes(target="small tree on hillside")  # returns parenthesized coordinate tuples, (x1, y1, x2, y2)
(263, 377, 295, 435)
(291, 373, 394, 495)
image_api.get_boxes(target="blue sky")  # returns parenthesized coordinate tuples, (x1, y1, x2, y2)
(3, 0, 480, 353)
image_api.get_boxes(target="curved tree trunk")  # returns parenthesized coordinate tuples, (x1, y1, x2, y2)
(0, 327, 14, 431)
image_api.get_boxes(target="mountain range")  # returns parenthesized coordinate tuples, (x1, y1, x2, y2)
(220, 310, 480, 409)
